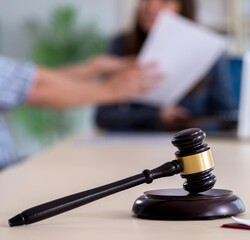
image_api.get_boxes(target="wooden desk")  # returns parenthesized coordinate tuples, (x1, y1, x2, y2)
(0, 134, 250, 239)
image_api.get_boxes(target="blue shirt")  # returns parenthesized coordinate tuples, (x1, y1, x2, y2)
(0, 56, 35, 169)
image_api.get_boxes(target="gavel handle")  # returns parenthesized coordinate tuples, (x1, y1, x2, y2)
(9, 160, 182, 226)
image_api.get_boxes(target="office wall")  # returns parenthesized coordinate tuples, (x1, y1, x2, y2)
(0, 0, 120, 59)
(1, 0, 249, 59)
(119, 0, 138, 30)
(197, 0, 250, 54)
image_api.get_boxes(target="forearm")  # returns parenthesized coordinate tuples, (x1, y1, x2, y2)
(59, 56, 131, 80)
(26, 61, 160, 109)
(26, 68, 116, 108)
(59, 59, 98, 80)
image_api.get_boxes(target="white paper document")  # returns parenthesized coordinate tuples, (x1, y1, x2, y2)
(232, 216, 250, 226)
(135, 12, 228, 106)
(237, 52, 250, 139)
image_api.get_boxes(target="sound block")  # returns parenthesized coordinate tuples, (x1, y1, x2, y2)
(132, 189, 245, 220)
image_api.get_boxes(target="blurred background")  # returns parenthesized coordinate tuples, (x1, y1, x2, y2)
(0, 0, 249, 157)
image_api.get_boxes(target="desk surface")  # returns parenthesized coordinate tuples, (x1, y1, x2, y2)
(1, 133, 250, 239)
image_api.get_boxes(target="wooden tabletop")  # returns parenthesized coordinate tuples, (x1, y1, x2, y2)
(0, 133, 250, 239)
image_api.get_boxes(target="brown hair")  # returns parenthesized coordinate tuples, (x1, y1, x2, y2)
(125, 0, 197, 55)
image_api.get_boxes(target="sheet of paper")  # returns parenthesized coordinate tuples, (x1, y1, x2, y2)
(232, 216, 250, 226)
(237, 52, 250, 139)
(135, 12, 228, 106)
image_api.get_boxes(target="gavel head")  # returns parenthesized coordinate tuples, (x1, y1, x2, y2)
(172, 128, 216, 194)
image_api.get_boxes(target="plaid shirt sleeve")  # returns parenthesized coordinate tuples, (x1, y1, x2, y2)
(0, 117, 19, 170)
(0, 56, 36, 169)
(0, 56, 36, 109)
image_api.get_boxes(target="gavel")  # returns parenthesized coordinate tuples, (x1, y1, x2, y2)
(9, 128, 218, 226)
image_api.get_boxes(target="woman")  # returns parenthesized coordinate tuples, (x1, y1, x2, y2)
(95, 0, 236, 132)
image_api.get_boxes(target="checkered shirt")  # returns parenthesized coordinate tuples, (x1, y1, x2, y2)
(0, 56, 35, 169)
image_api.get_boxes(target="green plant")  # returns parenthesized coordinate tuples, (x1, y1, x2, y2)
(28, 5, 107, 66)
(10, 5, 107, 145)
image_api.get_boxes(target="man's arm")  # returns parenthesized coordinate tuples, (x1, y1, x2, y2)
(26, 64, 161, 108)
(59, 55, 132, 80)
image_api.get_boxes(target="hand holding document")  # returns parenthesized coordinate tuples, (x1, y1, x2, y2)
(135, 12, 228, 106)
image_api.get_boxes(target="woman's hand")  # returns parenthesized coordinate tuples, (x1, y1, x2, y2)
(60, 55, 133, 80)
(159, 105, 192, 130)
(89, 55, 133, 76)
(100, 62, 163, 103)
